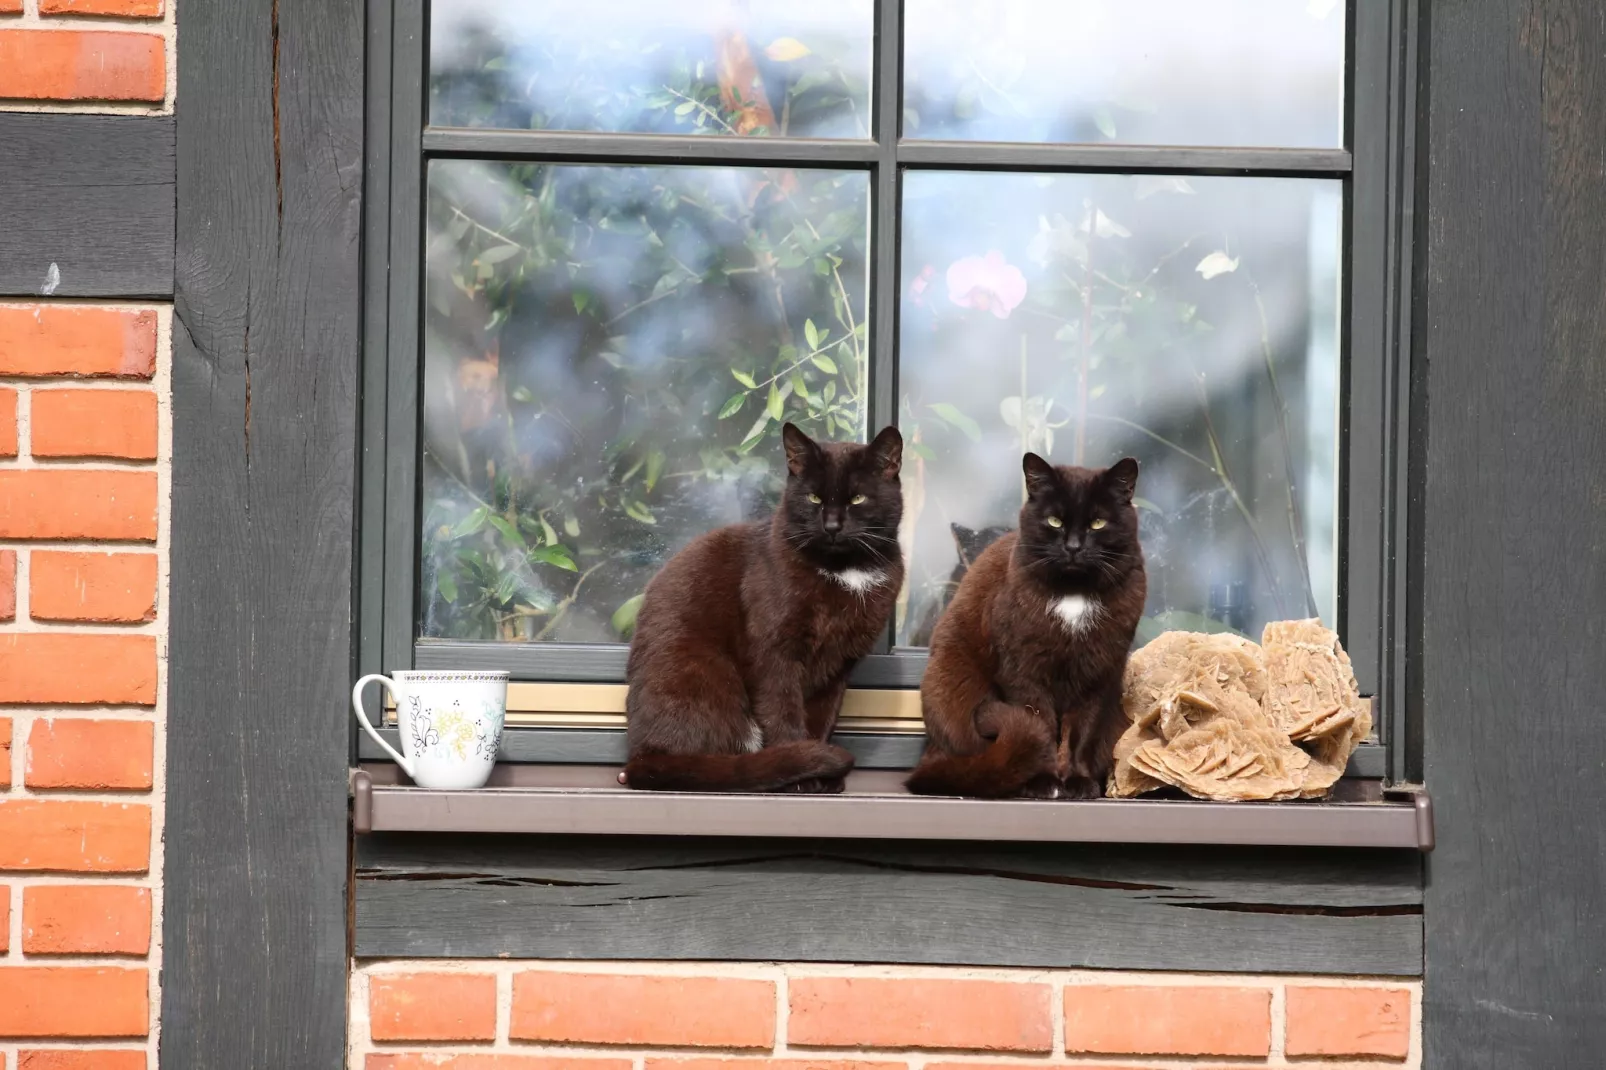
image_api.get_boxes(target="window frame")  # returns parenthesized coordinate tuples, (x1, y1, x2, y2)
(358, 0, 1419, 783)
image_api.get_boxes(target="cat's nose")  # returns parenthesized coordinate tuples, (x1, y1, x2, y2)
(823, 512, 843, 535)
(1065, 535, 1084, 552)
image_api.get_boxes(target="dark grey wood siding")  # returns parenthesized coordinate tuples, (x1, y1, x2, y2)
(356, 834, 1424, 976)
(0, 114, 175, 299)
(1419, 0, 1606, 1065)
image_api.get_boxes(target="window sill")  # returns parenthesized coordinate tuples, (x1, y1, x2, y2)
(350, 767, 1432, 851)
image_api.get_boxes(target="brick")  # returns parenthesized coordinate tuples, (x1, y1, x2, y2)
(789, 977, 1052, 1052)
(0, 716, 10, 789)
(0, 550, 15, 621)
(26, 719, 154, 790)
(0, 635, 157, 705)
(41, 0, 164, 15)
(1285, 985, 1412, 1059)
(0, 967, 148, 1038)
(0, 470, 158, 541)
(1063, 985, 1270, 1057)
(0, 0, 18, 14)
(512, 971, 775, 1048)
(652, 1061, 907, 1070)
(0, 31, 164, 102)
(23, 885, 151, 955)
(368, 1060, 634, 1070)
(0, 388, 15, 457)
(31, 391, 158, 461)
(0, 800, 150, 873)
(30, 552, 158, 623)
(0, 307, 156, 380)
(369, 973, 498, 1042)
(19, 1053, 146, 1070)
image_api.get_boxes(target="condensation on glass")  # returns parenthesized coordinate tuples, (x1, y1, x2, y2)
(896, 172, 1341, 648)
(430, 0, 875, 138)
(903, 0, 1346, 146)
(419, 161, 870, 643)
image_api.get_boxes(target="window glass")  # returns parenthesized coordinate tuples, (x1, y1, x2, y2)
(903, 0, 1345, 146)
(419, 161, 870, 643)
(431, 0, 875, 139)
(896, 171, 1341, 647)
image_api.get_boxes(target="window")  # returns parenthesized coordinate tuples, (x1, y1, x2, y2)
(362, 0, 1415, 782)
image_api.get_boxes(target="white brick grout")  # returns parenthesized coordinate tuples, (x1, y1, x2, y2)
(14, 385, 30, 462)
(1268, 980, 1287, 1061)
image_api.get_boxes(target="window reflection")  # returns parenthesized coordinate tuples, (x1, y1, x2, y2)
(904, 0, 1345, 147)
(420, 161, 870, 643)
(431, 0, 875, 139)
(896, 172, 1341, 648)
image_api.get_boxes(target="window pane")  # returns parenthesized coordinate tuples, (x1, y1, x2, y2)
(897, 172, 1340, 649)
(420, 161, 870, 643)
(431, 0, 874, 138)
(903, 0, 1345, 147)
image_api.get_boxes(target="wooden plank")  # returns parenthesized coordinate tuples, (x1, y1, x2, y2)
(355, 834, 1423, 976)
(1419, 0, 1606, 1064)
(0, 113, 175, 298)
(161, 0, 362, 1065)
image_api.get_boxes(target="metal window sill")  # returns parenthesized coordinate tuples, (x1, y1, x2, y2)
(350, 767, 1432, 851)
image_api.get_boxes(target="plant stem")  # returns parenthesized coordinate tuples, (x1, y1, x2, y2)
(1076, 204, 1096, 464)
(1191, 371, 1289, 617)
(1248, 271, 1319, 617)
(532, 560, 610, 642)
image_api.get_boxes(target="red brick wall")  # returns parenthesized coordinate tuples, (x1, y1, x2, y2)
(351, 964, 1420, 1069)
(0, 304, 168, 1070)
(0, 0, 169, 109)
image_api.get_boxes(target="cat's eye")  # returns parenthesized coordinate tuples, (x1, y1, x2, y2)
(808, 493, 822, 504)
(1045, 517, 1063, 529)
(1090, 518, 1108, 531)
(850, 494, 867, 505)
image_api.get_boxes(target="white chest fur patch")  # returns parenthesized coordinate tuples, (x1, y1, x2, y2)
(1050, 594, 1102, 632)
(820, 567, 888, 594)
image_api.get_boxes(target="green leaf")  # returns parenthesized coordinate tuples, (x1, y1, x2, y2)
(511, 385, 533, 403)
(927, 402, 983, 442)
(452, 506, 490, 539)
(767, 382, 784, 420)
(674, 101, 697, 115)
(718, 393, 746, 419)
(563, 514, 581, 539)
(731, 368, 758, 389)
(810, 353, 838, 374)
(494, 572, 523, 604)
(1093, 107, 1117, 140)
(804, 319, 821, 350)
(436, 570, 459, 603)
(1133, 496, 1163, 514)
(908, 440, 936, 461)
(530, 545, 577, 571)
(572, 291, 591, 314)
(539, 514, 559, 546)
(488, 514, 527, 549)
(645, 449, 665, 492)
(478, 244, 522, 265)
(625, 501, 657, 525)
(611, 593, 646, 637)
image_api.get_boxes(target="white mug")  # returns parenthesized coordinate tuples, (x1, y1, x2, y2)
(351, 670, 509, 789)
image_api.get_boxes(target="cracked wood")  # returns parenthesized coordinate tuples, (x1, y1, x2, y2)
(356, 834, 1424, 976)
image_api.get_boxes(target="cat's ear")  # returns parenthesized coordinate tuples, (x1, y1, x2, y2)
(781, 422, 821, 476)
(1103, 457, 1140, 503)
(1022, 452, 1057, 497)
(950, 522, 975, 545)
(867, 424, 903, 478)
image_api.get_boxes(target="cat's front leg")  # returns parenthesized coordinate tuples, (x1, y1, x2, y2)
(752, 664, 811, 745)
(803, 671, 850, 740)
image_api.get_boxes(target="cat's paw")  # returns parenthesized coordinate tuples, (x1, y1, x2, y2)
(785, 776, 846, 795)
(1059, 775, 1104, 800)
(1017, 773, 1064, 800)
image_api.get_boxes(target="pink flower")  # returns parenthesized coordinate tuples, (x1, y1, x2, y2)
(946, 251, 1027, 318)
(908, 264, 936, 305)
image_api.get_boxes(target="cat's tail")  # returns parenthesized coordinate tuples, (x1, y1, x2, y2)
(904, 707, 1052, 798)
(622, 741, 855, 793)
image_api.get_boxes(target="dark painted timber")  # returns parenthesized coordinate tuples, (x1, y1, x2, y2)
(0, 113, 175, 298)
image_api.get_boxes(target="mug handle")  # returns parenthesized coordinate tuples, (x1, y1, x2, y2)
(352, 674, 416, 779)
